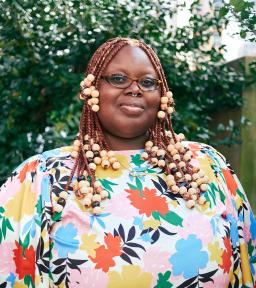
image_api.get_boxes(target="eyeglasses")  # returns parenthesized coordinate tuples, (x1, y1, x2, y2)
(101, 73, 162, 91)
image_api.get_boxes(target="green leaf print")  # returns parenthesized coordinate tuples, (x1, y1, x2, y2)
(127, 183, 138, 191)
(0, 206, 5, 214)
(152, 211, 161, 220)
(36, 195, 43, 214)
(24, 274, 35, 288)
(131, 154, 144, 166)
(236, 188, 246, 201)
(99, 179, 118, 193)
(155, 211, 183, 227)
(135, 177, 143, 194)
(155, 271, 173, 288)
(52, 211, 62, 222)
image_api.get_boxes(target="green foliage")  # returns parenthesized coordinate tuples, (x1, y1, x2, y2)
(220, 0, 256, 42)
(0, 0, 246, 182)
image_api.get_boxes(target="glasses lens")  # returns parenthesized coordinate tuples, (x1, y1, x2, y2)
(108, 74, 130, 88)
(139, 77, 157, 91)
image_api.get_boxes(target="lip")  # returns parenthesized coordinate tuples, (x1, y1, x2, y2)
(119, 102, 145, 116)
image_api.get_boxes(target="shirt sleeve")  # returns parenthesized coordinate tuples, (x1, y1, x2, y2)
(213, 148, 256, 287)
(0, 154, 53, 287)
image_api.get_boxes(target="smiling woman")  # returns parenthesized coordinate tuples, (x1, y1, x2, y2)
(0, 37, 255, 287)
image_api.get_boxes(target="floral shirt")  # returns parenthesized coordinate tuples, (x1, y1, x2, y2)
(0, 142, 255, 288)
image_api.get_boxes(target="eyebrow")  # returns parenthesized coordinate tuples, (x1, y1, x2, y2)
(107, 69, 158, 77)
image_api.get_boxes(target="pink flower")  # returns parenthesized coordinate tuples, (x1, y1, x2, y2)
(69, 267, 108, 288)
(203, 272, 230, 288)
(0, 242, 16, 275)
(177, 212, 213, 245)
(105, 191, 138, 219)
(143, 246, 170, 283)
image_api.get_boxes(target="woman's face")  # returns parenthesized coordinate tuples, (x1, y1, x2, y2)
(98, 45, 161, 139)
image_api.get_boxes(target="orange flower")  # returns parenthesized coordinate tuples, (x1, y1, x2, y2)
(18, 160, 39, 183)
(219, 237, 232, 273)
(125, 187, 169, 217)
(222, 168, 237, 196)
(89, 233, 121, 272)
(13, 241, 35, 282)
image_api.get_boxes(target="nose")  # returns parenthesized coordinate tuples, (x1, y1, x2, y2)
(124, 80, 141, 96)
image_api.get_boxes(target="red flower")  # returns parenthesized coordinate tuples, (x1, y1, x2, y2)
(13, 241, 35, 282)
(125, 187, 169, 217)
(222, 168, 237, 196)
(18, 160, 38, 183)
(89, 233, 121, 272)
(219, 237, 232, 273)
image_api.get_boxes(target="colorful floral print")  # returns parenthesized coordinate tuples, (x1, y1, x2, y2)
(0, 142, 255, 287)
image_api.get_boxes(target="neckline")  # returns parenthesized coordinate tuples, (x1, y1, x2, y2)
(113, 148, 144, 156)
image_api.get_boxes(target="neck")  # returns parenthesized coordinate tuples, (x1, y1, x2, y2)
(103, 131, 148, 151)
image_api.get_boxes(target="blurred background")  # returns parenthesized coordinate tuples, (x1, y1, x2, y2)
(0, 0, 255, 211)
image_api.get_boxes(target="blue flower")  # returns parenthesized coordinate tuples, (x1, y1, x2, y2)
(226, 214, 238, 247)
(41, 176, 51, 202)
(250, 209, 256, 240)
(169, 234, 208, 279)
(7, 272, 16, 287)
(140, 232, 152, 243)
(89, 213, 110, 229)
(54, 223, 79, 258)
(133, 216, 144, 230)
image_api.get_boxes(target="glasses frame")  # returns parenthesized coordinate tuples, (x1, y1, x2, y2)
(101, 74, 162, 92)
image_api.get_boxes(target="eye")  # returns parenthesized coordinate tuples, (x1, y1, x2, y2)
(140, 77, 156, 88)
(109, 74, 127, 84)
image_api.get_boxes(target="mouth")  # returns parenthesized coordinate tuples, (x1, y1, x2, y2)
(119, 102, 145, 116)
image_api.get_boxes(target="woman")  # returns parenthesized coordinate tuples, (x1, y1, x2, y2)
(0, 37, 255, 287)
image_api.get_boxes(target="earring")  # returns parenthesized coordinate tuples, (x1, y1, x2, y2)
(80, 74, 100, 112)
(157, 91, 175, 120)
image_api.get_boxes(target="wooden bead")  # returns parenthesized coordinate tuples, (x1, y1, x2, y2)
(198, 170, 205, 178)
(87, 99, 93, 106)
(85, 151, 94, 158)
(92, 144, 100, 151)
(101, 190, 108, 199)
(74, 139, 80, 146)
(80, 187, 89, 194)
(83, 144, 90, 150)
(200, 184, 208, 191)
(157, 149, 165, 157)
(80, 80, 85, 87)
(94, 157, 102, 164)
(192, 173, 199, 180)
(183, 153, 191, 161)
(151, 157, 158, 165)
(151, 146, 158, 153)
(54, 204, 63, 213)
(167, 179, 175, 187)
(188, 188, 197, 195)
(141, 152, 149, 160)
(108, 157, 117, 164)
(90, 86, 95, 91)
(179, 186, 187, 195)
(88, 187, 94, 193)
(86, 193, 93, 200)
(161, 96, 168, 104)
(91, 90, 99, 98)
(184, 174, 192, 181)
(93, 206, 102, 215)
(174, 142, 182, 150)
(168, 163, 176, 169)
(84, 79, 92, 87)
(112, 162, 121, 170)
(166, 91, 173, 98)
(83, 88, 91, 95)
(167, 107, 174, 114)
(158, 159, 166, 167)
(192, 166, 200, 173)
(72, 145, 80, 152)
(171, 185, 180, 194)
(175, 172, 182, 179)
(71, 151, 79, 158)
(101, 160, 110, 169)
(86, 74, 95, 82)
(145, 141, 153, 147)
(161, 104, 168, 110)
(57, 197, 66, 206)
(190, 181, 198, 188)
(198, 196, 206, 205)
(78, 180, 90, 188)
(107, 151, 115, 157)
(186, 200, 195, 209)
(157, 111, 165, 119)
(100, 150, 107, 157)
(89, 163, 96, 170)
(170, 149, 178, 156)
(92, 194, 101, 202)
(92, 105, 99, 112)
(83, 170, 88, 177)
(91, 98, 99, 105)
(59, 191, 68, 199)
(167, 144, 174, 152)
(178, 133, 185, 141)
(166, 174, 174, 181)
(173, 154, 181, 161)
(178, 161, 186, 168)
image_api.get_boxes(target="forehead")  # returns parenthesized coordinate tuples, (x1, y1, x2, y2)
(104, 45, 158, 76)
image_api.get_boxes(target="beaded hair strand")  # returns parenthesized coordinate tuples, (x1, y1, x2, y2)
(55, 37, 209, 215)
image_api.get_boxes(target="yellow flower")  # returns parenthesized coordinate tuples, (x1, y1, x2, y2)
(108, 265, 153, 288)
(4, 182, 36, 221)
(208, 241, 223, 265)
(96, 154, 129, 179)
(143, 219, 161, 230)
(80, 234, 100, 258)
(14, 282, 27, 288)
(240, 243, 253, 285)
(198, 157, 216, 183)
